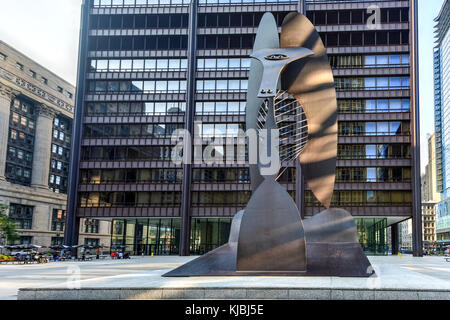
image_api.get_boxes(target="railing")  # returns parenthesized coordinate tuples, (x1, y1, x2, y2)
(93, 0, 402, 8)
(90, 68, 188, 73)
(306, 202, 412, 207)
(338, 131, 410, 136)
(83, 134, 181, 139)
(88, 89, 187, 94)
(190, 243, 222, 255)
(191, 203, 251, 207)
(333, 64, 409, 69)
(94, 0, 190, 7)
(335, 86, 410, 91)
(81, 179, 183, 184)
(335, 179, 412, 183)
(195, 111, 245, 115)
(197, 67, 250, 71)
(337, 155, 411, 160)
(337, 108, 409, 113)
(84, 112, 186, 116)
(93, 0, 300, 7)
(79, 202, 182, 208)
(112, 243, 180, 255)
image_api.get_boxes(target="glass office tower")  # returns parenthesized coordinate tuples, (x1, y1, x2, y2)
(434, 0, 450, 246)
(66, 0, 422, 256)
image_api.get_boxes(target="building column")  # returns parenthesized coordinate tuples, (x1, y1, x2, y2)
(179, 0, 198, 256)
(391, 223, 399, 255)
(295, 0, 305, 218)
(410, 0, 423, 257)
(0, 84, 19, 181)
(31, 104, 56, 189)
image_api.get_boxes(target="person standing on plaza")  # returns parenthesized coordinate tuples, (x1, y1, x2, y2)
(81, 246, 86, 261)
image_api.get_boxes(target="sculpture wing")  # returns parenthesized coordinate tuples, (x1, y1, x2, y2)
(280, 13, 338, 209)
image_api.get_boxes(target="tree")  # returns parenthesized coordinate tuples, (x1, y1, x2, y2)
(0, 204, 19, 245)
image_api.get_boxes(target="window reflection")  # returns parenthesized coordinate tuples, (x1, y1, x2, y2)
(339, 121, 410, 136)
(337, 144, 410, 160)
(337, 99, 409, 113)
(90, 58, 188, 72)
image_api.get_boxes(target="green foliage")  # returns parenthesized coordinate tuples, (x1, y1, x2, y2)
(0, 204, 19, 244)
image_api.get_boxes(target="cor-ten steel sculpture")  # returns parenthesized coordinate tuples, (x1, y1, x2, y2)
(164, 12, 374, 277)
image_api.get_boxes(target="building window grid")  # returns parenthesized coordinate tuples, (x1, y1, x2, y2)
(9, 204, 33, 230)
(330, 54, 410, 69)
(90, 58, 188, 72)
(6, 98, 36, 186)
(51, 209, 67, 232)
(51, 237, 64, 246)
(192, 168, 251, 184)
(195, 101, 246, 115)
(90, 12, 189, 29)
(93, 0, 331, 7)
(306, 7, 409, 25)
(338, 121, 410, 137)
(111, 218, 181, 255)
(80, 168, 183, 184)
(85, 219, 100, 234)
(199, 123, 245, 138)
(196, 57, 251, 71)
(78, 191, 182, 208)
(88, 79, 187, 94)
(81, 145, 175, 161)
(83, 123, 184, 139)
(337, 99, 410, 114)
(49, 115, 72, 194)
(76, 1, 414, 255)
(88, 34, 188, 51)
(337, 144, 411, 160)
(196, 79, 248, 93)
(335, 77, 410, 91)
(84, 238, 100, 246)
(85, 101, 186, 116)
(306, 190, 412, 207)
(336, 167, 411, 183)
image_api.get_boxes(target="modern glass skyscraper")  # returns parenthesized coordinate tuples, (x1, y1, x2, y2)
(65, 0, 422, 256)
(434, 0, 450, 246)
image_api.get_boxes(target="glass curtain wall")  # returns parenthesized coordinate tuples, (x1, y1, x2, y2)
(111, 218, 180, 255)
(355, 218, 388, 255)
(111, 217, 388, 255)
(111, 218, 233, 255)
(190, 218, 232, 254)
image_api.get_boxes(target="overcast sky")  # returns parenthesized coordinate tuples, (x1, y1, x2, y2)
(418, 0, 444, 173)
(0, 0, 83, 85)
(0, 0, 445, 173)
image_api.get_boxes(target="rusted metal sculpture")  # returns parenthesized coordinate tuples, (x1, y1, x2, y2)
(164, 12, 374, 277)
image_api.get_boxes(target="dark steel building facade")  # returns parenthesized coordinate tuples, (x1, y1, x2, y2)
(66, 0, 422, 256)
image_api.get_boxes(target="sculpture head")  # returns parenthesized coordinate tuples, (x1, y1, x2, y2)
(246, 12, 338, 209)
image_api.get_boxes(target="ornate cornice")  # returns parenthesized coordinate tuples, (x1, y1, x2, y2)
(36, 103, 57, 119)
(0, 67, 74, 114)
(0, 83, 19, 101)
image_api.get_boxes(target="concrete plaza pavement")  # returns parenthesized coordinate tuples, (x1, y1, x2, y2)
(1, 256, 192, 300)
(0, 255, 449, 300)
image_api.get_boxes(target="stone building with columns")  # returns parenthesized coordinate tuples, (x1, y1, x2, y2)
(0, 41, 111, 247)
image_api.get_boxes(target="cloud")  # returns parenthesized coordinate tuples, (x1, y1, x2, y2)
(0, 0, 82, 85)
